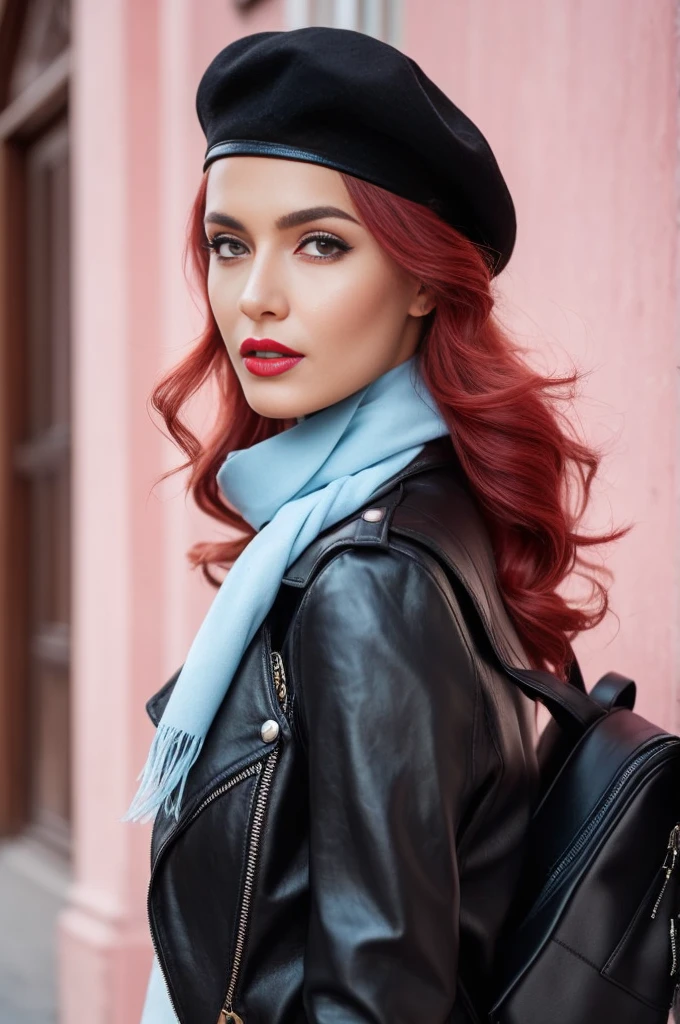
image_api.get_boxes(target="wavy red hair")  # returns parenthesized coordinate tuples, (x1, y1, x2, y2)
(150, 170, 631, 681)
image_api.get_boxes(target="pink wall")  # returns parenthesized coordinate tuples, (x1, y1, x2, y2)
(407, 0, 679, 729)
(59, 2, 679, 1021)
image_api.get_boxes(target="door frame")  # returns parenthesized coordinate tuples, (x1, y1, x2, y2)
(0, 0, 69, 833)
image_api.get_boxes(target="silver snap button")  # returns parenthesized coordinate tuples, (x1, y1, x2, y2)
(261, 719, 280, 743)
(362, 508, 384, 522)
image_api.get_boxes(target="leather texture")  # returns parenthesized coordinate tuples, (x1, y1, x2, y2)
(145, 436, 540, 1024)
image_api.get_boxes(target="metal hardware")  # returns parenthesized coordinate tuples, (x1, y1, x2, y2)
(670, 916, 678, 977)
(147, 761, 263, 1020)
(260, 719, 279, 742)
(651, 823, 680, 919)
(221, 1010, 244, 1024)
(270, 650, 288, 712)
(219, 650, 288, 1021)
(220, 745, 280, 1021)
(189, 764, 262, 825)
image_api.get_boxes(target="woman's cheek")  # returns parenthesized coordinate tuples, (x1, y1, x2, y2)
(210, 290, 237, 341)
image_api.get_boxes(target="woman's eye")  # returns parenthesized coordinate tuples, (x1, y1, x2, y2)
(208, 236, 247, 259)
(298, 234, 349, 259)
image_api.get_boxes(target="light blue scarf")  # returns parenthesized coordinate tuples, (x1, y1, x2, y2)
(125, 355, 449, 823)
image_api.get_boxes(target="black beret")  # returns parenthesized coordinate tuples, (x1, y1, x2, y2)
(196, 27, 516, 276)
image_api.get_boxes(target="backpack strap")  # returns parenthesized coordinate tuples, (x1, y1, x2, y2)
(588, 670, 636, 711)
(563, 648, 636, 710)
(495, 664, 605, 738)
(388, 488, 607, 739)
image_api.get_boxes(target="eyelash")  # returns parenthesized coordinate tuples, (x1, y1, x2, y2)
(202, 231, 352, 264)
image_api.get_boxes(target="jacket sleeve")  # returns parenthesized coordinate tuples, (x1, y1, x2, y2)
(293, 544, 481, 1024)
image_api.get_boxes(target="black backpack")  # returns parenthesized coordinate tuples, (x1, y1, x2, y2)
(386, 508, 680, 1024)
(483, 651, 680, 1024)
(285, 482, 680, 1024)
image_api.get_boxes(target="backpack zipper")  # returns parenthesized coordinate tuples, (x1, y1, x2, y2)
(527, 738, 678, 920)
(219, 650, 288, 1024)
(670, 916, 679, 976)
(148, 649, 288, 1024)
(651, 824, 680, 919)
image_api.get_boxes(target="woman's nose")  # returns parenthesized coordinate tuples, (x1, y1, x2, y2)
(237, 255, 289, 321)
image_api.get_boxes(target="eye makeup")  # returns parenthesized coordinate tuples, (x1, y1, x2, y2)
(203, 231, 353, 264)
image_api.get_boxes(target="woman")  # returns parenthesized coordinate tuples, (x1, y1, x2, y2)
(131, 26, 628, 1024)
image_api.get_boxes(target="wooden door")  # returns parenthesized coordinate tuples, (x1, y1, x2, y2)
(0, 0, 72, 853)
(13, 117, 72, 854)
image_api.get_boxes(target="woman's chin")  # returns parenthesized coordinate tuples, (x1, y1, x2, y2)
(241, 388, 318, 422)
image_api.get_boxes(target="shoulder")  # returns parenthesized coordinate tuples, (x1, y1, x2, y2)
(290, 532, 482, 740)
(285, 504, 493, 818)
(296, 532, 472, 654)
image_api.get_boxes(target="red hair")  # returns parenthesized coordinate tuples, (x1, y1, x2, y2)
(150, 171, 631, 681)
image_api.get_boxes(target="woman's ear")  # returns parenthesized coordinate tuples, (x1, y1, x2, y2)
(408, 282, 436, 318)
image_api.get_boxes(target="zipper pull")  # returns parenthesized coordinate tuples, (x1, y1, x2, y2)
(221, 1007, 244, 1024)
(651, 824, 680, 919)
(270, 650, 288, 713)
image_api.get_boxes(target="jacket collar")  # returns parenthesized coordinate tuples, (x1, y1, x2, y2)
(280, 434, 459, 587)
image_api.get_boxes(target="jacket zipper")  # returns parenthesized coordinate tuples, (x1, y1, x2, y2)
(148, 649, 288, 1024)
(527, 738, 678, 920)
(147, 761, 264, 1022)
(219, 649, 288, 1024)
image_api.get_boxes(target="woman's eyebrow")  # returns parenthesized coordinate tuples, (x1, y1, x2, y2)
(203, 206, 360, 231)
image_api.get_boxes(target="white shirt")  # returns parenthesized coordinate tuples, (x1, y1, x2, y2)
(140, 956, 178, 1023)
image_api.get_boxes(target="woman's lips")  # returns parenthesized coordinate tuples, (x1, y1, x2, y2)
(242, 354, 305, 377)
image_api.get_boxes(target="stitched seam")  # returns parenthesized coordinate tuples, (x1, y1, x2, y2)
(457, 678, 504, 872)
(390, 520, 509, 660)
(284, 493, 402, 584)
(392, 501, 530, 671)
(551, 937, 669, 1011)
(552, 935, 601, 971)
(283, 535, 379, 585)
(388, 539, 482, 825)
(602, 867, 664, 973)
(282, 457, 453, 585)
(390, 539, 505, 868)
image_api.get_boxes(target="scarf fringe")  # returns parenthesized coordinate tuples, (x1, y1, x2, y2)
(123, 725, 204, 824)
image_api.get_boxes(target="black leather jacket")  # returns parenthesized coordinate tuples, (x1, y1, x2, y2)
(146, 436, 540, 1024)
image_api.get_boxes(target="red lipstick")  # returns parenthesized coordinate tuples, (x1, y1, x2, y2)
(239, 337, 305, 377)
